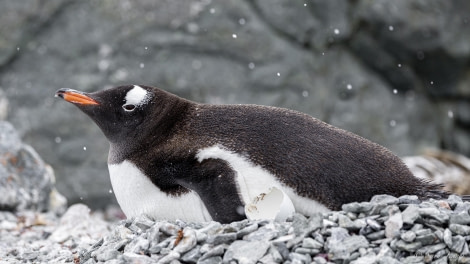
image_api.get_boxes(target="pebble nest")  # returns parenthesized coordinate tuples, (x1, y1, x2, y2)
(1, 194, 470, 264)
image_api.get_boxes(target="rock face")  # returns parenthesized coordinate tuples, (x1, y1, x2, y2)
(0, 1, 469, 206)
(0, 121, 66, 213)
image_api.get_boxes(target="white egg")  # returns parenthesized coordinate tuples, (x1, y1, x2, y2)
(244, 186, 295, 222)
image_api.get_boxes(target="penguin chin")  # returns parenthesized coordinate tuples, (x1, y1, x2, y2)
(244, 186, 295, 222)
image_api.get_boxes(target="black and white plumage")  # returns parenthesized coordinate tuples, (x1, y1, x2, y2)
(56, 85, 448, 223)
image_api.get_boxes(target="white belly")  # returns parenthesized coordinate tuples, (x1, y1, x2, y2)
(196, 144, 330, 216)
(108, 161, 212, 222)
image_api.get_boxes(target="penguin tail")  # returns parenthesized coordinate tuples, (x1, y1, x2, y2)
(417, 180, 450, 200)
(461, 195, 470, 202)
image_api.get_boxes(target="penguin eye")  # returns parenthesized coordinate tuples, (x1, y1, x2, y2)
(122, 104, 136, 112)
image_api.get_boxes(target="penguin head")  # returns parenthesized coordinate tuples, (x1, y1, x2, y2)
(56, 85, 184, 144)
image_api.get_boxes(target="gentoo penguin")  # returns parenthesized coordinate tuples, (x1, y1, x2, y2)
(56, 85, 448, 223)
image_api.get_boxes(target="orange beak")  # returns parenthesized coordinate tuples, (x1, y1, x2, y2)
(55, 88, 99, 105)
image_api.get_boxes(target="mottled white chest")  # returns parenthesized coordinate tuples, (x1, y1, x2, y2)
(196, 145, 330, 216)
(108, 161, 212, 222)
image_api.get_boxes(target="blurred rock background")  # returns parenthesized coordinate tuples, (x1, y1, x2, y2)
(0, 0, 469, 209)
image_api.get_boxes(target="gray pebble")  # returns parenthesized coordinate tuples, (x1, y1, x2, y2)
(289, 252, 312, 264)
(199, 244, 226, 260)
(313, 256, 328, 264)
(377, 256, 402, 264)
(366, 230, 385, 240)
(197, 256, 223, 264)
(400, 231, 416, 242)
(433, 249, 448, 259)
(207, 232, 236, 245)
(449, 235, 466, 253)
(181, 246, 201, 264)
(266, 244, 283, 263)
(395, 240, 422, 253)
(236, 223, 258, 239)
(157, 250, 181, 264)
(302, 237, 323, 249)
(96, 250, 119, 262)
(370, 195, 399, 205)
(416, 243, 446, 255)
(244, 226, 278, 241)
(22, 251, 39, 261)
(449, 212, 470, 225)
(401, 204, 420, 225)
(398, 195, 420, 205)
(414, 233, 437, 245)
(402, 255, 424, 264)
(342, 202, 374, 213)
(294, 247, 319, 255)
(443, 229, 453, 248)
(432, 256, 448, 264)
(449, 224, 470, 235)
(125, 237, 150, 254)
(453, 202, 470, 214)
(328, 234, 369, 260)
(223, 240, 270, 264)
(385, 212, 402, 238)
(134, 216, 154, 231)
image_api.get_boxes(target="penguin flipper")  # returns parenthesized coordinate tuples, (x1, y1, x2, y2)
(180, 158, 246, 223)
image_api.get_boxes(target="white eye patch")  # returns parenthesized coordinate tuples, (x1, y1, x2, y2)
(124, 85, 151, 107)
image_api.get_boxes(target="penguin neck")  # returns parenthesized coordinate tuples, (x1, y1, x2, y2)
(108, 97, 193, 164)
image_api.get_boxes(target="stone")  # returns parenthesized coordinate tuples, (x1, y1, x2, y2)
(236, 223, 258, 239)
(155, 251, 180, 264)
(402, 256, 424, 264)
(385, 212, 403, 238)
(199, 244, 226, 261)
(133, 216, 155, 231)
(342, 202, 374, 213)
(366, 230, 385, 240)
(1, 0, 469, 208)
(180, 246, 201, 264)
(125, 237, 149, 254)
(206, 232, 236, 245)
(302, 237, 323, 249)
(378, 256, 402, 264)
(443, 229, 453, 248)
(449, 212, 470, 225)
(328, 233, 369, 260)
(395, 240, 422, 253)
(197, 256, 223, 264)
(96, 250, 119, 262)
(400, 231, 416, 242)
(449, 235, 466, 254)
(416, 243, 446, 255)
(223, 240, 270, 264)
(401, 204, 420, 225)
(398, 195, 420, 205)
(414, 233, 437, 246)
(0, 121, 66, 212)
(122, 252, 155, 264)
(449, 224, 470, 235)
(370, 195, 399, 205)
(289, 252, 312, 263)
(243, 226, 278, 241)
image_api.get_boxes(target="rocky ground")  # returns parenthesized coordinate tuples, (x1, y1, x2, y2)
(2, 1, 470, 207)
(1, 194, 470, 264)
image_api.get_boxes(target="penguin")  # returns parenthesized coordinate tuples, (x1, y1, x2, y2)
(55, 85, 448, 223)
